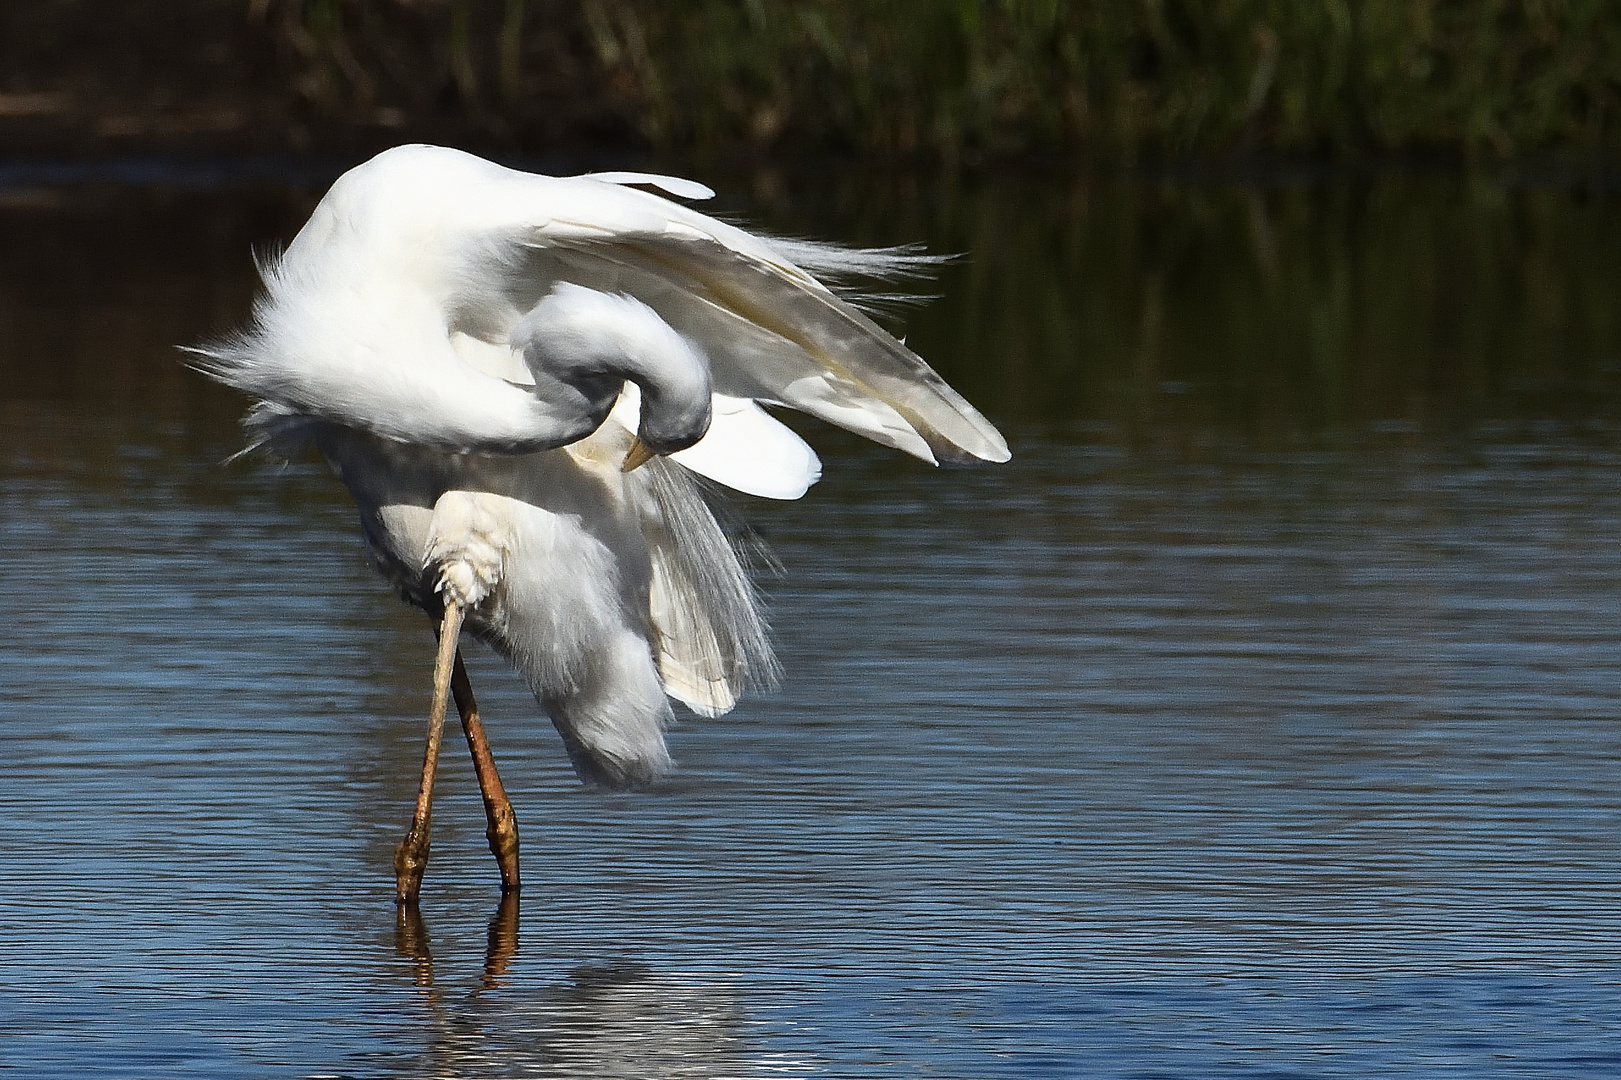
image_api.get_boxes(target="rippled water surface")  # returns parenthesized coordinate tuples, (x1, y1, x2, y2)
(3, 168, 1621, 1077)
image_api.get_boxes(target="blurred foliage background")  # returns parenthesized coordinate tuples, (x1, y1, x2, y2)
(580, 0, 1621, 160)
(2, 1, 1618, 162)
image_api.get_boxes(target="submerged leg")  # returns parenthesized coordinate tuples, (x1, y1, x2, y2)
(394, 600, 464, 905)
(450, 651, 522, 893)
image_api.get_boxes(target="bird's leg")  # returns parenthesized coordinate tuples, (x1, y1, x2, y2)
(399, 490, 507, 900)
(449, 650, 522, 893)
(394, 600, 464, 905)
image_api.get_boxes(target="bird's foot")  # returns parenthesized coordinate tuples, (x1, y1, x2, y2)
(425, 491, 506, 608)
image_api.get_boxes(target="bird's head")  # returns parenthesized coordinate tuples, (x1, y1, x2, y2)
(511, 283, 712, 468)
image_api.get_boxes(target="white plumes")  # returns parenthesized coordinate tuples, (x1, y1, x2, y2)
(196, 144, 1007, 464)
(200, 144, 1007, 791)
(634, 456, 780, 717)
(765, 237, 950, 284)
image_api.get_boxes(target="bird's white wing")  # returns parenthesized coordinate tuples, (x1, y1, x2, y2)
(495, 168, 1009, 466)
(531, 234, 1008, 465)
(201, 147, 1005, 467)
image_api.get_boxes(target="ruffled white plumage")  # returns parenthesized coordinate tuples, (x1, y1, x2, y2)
(198, 144, 1004, 787)
(196, 144, 1008, 465)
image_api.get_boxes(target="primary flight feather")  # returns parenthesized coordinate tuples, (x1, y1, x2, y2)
(195, 144, 1008, 901)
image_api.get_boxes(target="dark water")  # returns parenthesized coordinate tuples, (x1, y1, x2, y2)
(2, 166, 1621, 1078)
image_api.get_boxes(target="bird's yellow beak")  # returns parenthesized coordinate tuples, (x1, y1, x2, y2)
(621, 437, 656, 473)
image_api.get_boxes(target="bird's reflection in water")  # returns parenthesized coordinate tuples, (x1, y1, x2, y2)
(396, 893, 519, 990)
(389, 899, 807, 1078)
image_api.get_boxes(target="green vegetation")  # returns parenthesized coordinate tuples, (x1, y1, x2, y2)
(585, 0, 1620, 158)
(276, 0, 1621, 160)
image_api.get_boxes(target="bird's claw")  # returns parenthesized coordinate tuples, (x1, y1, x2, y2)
(433, 559, 498, 609)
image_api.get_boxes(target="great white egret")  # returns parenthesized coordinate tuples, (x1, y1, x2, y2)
(196, 144, 1008, 903)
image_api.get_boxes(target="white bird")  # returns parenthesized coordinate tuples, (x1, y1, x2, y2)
(195, 144, 1008, 903)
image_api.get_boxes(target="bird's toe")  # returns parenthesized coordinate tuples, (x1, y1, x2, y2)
(425, 491, 508, 607)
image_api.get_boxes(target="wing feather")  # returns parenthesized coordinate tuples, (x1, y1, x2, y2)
(207, 147, 1006, 468)
(623, 233, 1009, 464)
(505, 174, 1007, 465)
(580, 171, 717, 201)
(532, 244, 935, 459)
(515, 232, 1006, 463)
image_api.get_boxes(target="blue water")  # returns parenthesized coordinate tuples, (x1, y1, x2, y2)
(3, 172, 1621, 1077)
(4, 403, 1619, 1077)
